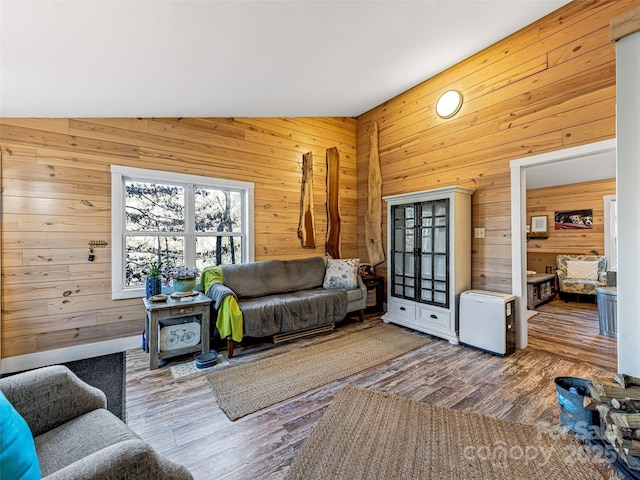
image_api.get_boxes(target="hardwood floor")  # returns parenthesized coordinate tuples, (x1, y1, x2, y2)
(126, 303, 621, 480)
(528, 299, 617, 371)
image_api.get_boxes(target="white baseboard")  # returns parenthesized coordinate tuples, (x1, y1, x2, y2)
(0, 336, 140, 374)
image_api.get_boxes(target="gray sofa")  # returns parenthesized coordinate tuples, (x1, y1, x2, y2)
(0, 365, 193, 480)
(208, 256, 367, 357)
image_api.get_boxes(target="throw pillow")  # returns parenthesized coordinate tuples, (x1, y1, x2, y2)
(0, 391, 41, 480)
(566, 260, 599, 280)
(323, 258, 360, 289)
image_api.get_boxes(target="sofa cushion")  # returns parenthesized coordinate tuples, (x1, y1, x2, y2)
(323, 258, 360, 289)
(346, 286, 363, 304)
(566, 260, 598, 280)
(559, 278, 604, 295)
(221, 257, 326, 298)
(35, 408, 139, 477)
(0, 391, 41, 480)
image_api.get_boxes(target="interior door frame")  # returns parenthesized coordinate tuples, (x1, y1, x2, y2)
(603, 194, 617, 271)
(509, 139, 617, 349)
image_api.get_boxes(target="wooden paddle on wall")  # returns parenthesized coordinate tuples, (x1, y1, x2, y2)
(364, 121, 385, 266)
(297, 151, 316, 247)
(326, 147, 341, 258)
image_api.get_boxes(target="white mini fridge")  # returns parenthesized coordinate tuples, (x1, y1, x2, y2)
(459, 290, 516, 356)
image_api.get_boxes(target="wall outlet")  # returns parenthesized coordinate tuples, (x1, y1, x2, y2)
(474, 228, 486, 239)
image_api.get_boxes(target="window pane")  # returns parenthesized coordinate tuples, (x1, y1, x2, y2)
(125, 235, 185, 287)
(421, 229, 432, 253)
(435, 202, 447, 216)
(434, 255, 446, 280)
(404, 255, 414, 276)
(195, 187, 242, 233)
(394, 253, 404, 275)
(125, 181, 185, 232)
(434, 227, 447, 253)
(404, 232, 414, 252)
(196, 236, 242, 269)
(421, 255, 432, 279)
(394, 230, 404, 252)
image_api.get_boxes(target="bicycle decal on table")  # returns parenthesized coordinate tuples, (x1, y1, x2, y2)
(164, 328, 197, 347)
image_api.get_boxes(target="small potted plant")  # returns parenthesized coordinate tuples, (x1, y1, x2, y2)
(145, 263, 163, 298)
(165, 265, 200, 294)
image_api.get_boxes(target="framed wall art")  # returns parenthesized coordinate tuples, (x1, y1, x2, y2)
(530, 215, 548, 234)
(554, 209, 593, 230)
(527, 215, 549, 238)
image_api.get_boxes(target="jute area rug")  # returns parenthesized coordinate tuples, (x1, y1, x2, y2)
(207, 324, 431, 420)
(285, 386, 605, 480)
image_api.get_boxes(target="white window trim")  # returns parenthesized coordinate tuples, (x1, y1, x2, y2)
(111, 165, 254, 299)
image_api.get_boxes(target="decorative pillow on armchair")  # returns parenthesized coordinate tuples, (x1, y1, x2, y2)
(0, 391, 41, 480)
(323, 258, 360, 289)
(566, 260, 599, 280)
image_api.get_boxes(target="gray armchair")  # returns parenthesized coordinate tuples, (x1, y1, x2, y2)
(0, 365, 193, 480)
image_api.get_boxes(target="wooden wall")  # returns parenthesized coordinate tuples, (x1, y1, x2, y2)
(526, 178, 616, 273)
(356, 0, 637, 293)
(0, 117, 357, 359)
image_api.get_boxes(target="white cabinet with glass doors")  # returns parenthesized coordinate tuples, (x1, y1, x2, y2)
(382, 186, 474, 344)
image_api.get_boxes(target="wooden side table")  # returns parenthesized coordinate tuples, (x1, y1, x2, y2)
(526, 273, 556, 309)
(143, 293, 211, 370)
(362, 275, 385, 314)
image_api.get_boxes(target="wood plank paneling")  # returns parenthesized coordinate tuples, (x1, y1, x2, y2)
(1, 117, 357, 358)
(356, 0, 637, 294)
(526, 178, 615, 272)
(4, 0, 637, 360)
(611, 5, 640, 41)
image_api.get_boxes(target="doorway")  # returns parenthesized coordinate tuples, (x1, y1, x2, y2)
(509, 139, 617, 350)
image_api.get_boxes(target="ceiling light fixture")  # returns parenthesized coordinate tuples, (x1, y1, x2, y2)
(436, 90, 463, 119)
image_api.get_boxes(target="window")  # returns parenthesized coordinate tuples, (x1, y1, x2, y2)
(111, 166, 254, 299)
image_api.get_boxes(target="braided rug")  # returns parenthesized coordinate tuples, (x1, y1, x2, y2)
(207, 324, 431, 420)
(285, 386, 605, 480)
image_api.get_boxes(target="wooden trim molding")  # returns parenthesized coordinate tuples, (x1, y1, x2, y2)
(611, 6, 640, 41)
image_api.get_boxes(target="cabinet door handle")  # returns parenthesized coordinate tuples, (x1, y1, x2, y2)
(179, 308, 185, 314)
(399, 306, 406, 311)
(430, 314, 437, 319)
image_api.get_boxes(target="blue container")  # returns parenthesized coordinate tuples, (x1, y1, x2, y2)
(173, 277, 196, 294)
(145, 276, 162, 298)
(195, 351, 218, 369)
(554, 377, 599, 433)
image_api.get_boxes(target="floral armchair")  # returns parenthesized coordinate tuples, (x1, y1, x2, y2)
(556, 254, 607, 298)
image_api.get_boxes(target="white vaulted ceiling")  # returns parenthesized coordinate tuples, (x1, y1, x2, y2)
(0, 0, 570, 118)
